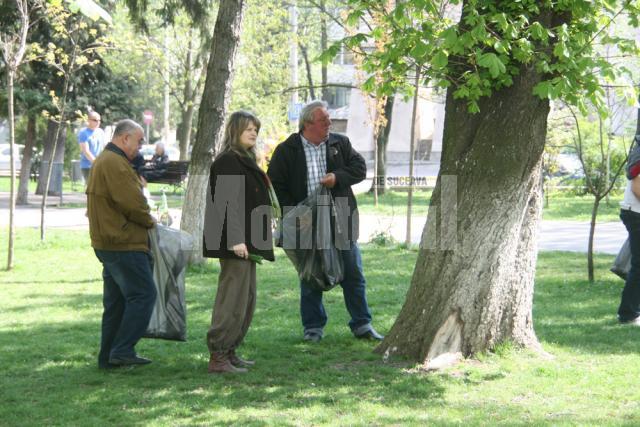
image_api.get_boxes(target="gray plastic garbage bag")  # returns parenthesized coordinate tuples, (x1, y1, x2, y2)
(611, 237, 631, 280)
(282, 186, 344, 292)
(145, 224, 193, 341)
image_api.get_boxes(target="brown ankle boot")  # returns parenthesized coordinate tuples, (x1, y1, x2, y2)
(208, 352, 247, 374)
(229, 350, 255, 368)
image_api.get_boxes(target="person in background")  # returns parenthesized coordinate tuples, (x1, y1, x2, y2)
(140, 142, 170, 182)
(267, 100, 384, 343)
(87, 119, 157, 369)
(203, 111, 276, 373)
(78, 111, 106, 184)
(618, 135, 640, 325)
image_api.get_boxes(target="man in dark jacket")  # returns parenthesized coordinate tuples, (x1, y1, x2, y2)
(87, 119, 157, 368)
(267, 100, 384, 342)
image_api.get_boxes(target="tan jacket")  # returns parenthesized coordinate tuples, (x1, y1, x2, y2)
(87, 143, 154, 251)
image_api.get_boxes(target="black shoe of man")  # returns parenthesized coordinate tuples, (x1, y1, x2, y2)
(303, 332, 322, 343)
(109, 355, 153, 366)
(355, 328, 384, 341)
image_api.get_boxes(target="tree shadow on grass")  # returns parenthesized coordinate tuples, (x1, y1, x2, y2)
(0, 319, 447, 426)
(533, 274, 637, 355)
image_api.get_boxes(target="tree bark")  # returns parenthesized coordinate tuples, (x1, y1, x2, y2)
(376, 65, 549, 364)
(16, 114, 36, 205)
(180, 0, 246, 264)
(368, 95, 394, 195)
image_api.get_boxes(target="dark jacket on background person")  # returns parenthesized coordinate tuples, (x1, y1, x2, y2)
(267, 132, 366, 242)
(202, 150, 275, 261)
(87, 143, 155, 252)
(150, 153, 169, 171)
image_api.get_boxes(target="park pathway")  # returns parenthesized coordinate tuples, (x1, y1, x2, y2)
(0, 191, 625, 254)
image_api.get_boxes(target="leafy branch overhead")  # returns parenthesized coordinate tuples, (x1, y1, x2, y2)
(337, 0, 640, 114)
(26, 0, 112, 119)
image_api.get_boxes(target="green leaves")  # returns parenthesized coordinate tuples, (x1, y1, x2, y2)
(477, 52, 506, 78)
(341, 0, 640, 114)
(432, 51, 448, 70)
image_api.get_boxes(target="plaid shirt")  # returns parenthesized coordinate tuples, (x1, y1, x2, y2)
(301, 134, 327, 196)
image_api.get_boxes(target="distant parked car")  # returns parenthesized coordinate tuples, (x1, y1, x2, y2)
(0, 144, 25, 175)
(139, 143, 180, 161)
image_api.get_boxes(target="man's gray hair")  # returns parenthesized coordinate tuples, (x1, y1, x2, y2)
(299, 100, 329, 132)
(113, 119, 143, 139)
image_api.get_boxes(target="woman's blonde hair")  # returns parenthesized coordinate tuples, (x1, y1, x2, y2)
(221, 110, 261, 159)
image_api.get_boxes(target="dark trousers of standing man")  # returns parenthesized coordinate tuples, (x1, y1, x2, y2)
(94, 250, 157, 367)
(618, 209, 640, 322)
(300, 243, 373, 337)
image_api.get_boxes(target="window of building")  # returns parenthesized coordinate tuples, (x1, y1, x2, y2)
(325, 86, 351, 109)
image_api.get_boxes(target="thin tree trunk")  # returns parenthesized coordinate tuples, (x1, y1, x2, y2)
(587, 197, 601, 283)
(368, 95, 394, 195)
(178, 105, 196, 161)
(372, 109, 379, 207)
(299, 43, 316, 100)
(40, 72, 71, 241)
(178, 33, 194, 160)
(180, 0, 246, 264)
(16, 114, 36, 205)
(7, 70, 17, 270)
(406, 67, 420, 246)
(36, 120, 66, 195)
(320, 0, 327, 101)
(376, 64, 549, 364)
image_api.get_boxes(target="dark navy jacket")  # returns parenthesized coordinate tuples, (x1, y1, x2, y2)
(267, 132, 366, 242)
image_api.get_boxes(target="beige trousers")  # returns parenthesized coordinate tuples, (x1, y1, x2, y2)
(206, 258, 256, 353)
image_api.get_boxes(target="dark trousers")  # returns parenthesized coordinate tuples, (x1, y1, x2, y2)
(207, 259, 256, 353)
(94, 250, 157, 365)
(619, 210, 640, 321)
(300, 244, 372, 334)
(81, 168, 91, 184)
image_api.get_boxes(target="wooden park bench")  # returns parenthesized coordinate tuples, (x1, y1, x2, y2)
(145, 160, 190, 193)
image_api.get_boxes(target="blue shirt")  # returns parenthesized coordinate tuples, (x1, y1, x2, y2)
(78, 127, 105, 169)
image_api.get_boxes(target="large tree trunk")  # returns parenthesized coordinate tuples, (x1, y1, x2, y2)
(16, 114, 36, 205)
(36, 119, 66, 196)
(180, 0, 246, 264)
(376, 65, 549, 365)
(368, 95, 394, 195)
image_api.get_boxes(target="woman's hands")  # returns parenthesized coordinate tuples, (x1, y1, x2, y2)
(231, 243, 249, 259)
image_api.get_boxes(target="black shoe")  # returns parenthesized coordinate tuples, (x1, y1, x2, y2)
(109, 355, 153, 366)
(355, 328, 384, 341)
(303, 332, 322, 343)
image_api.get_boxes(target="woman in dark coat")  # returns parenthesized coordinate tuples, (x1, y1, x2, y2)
(203, 111, 277, 374)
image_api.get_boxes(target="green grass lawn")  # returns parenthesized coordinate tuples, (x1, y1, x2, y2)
(356, 189, 624, 222)
(1, 228, 639, 425)
(0, 175, 80, 194)
(542, 192, 622, 222)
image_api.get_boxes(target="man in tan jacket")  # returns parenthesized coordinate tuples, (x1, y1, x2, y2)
(87, 119, 157, 369)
